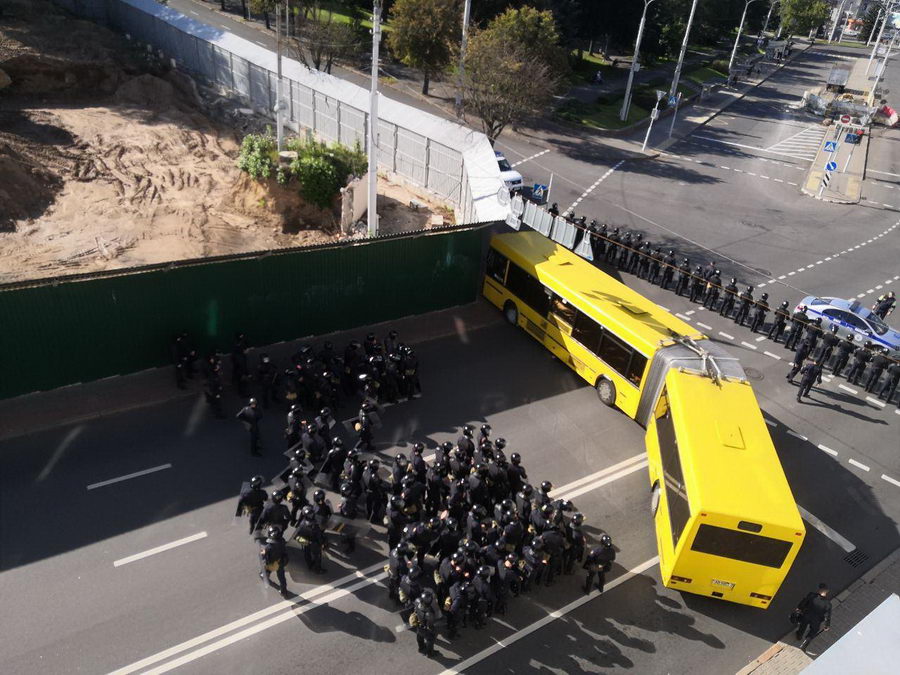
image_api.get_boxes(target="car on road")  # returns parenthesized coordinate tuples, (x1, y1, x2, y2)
(495, 151, 524, 193)
(797, 296, 900, 356)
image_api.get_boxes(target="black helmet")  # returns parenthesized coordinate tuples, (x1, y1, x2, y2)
(846, 334, 854, 342)
(249, 397, 258, 406)
(406, 564, 422, 580)
(367, 458, 380, 470)
(347, 448, 360, 461)
(441, 440, 454, 453)
(572, 512, 585, 525)
(780, 301, 788, 308)
(746, 286, 754, 293)
(464, 540, 479, 555)
(510, 452, 522, 465)
(395, 453, 407, 464)
(540, 503, 554, 516)
(313, 489, 325, 503)
(730, 277, 737, 284)
(831, 324, 839, 333)
(445, 517, 458, 531)
(522, 484, 534, 497)
(332, 437, 344, 448)
(761, 293, 769, 301)
(495, 437, 507, 450)
(478, 565, 492, 578)
(271, 491, 283, 504)
(814, 317, 822, 325)
(301, 505, 314, 519)
(600, 533, 612, 547)
(531, 537, 544, 550)
(428, 517, 442, 530)
(412, 442, 424, 455)
(500, 498, 515, 513)
(420, 587, 434, 604)
(340, 482, 353, 497)
(450, 551, 464, 566)
(290, 466, 304, 480)
(480, 424, 491, 436)
(540, 480, 553, 493)
(319, 407, 331, 418)
(250, 475, 263, 488)
(391, 496, 406, 509)
(682, 257, 689, 264)
(267, 525, 281, 538)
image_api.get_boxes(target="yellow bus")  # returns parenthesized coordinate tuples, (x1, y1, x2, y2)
(646, 370, 805, 608)
(483, 231, 806, 607)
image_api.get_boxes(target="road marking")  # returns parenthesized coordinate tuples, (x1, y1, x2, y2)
(87, 464, 172, 490)
(693, 135, 815, 161)
(696, 322, 712, 330)
(764, 418, 777, 427)
(797, 506, 856, 553)
(839, 384, 858, 394)
(740, 341, 758, 350)
(549, 453, 646, 498)
(787, 271, 796, 276)
(676, 313, 692, 321)
(787, 430, 808, 441)
(720, 165, 730, 170)
(437, 557, 660, 675)
(718, 331, 734, 340)
(685, 310, 696, 315)
(774, 178, 784, 183)
(825, 256, 832, 261)
(114, 533, 208, 567)
(756, 336, 767, 342)
(848, 458, 870, 472)
(817, 444, 838, 457)
(866, 397, 886, 408)
(883, 474, 900, 488)
(491, 617, 517, 630)
(788, 182, 799, 186)
(764, 351, 782, 360)
(562, 459, 649, 501)
(778, 275, 787, 280)
(38, 425, 83, 481)
(511, 149, 549, 168)
(564, 160, 625, 215)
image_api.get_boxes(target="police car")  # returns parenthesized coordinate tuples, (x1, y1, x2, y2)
(495, 151, 524, 193)
(797, 296, 900, 356)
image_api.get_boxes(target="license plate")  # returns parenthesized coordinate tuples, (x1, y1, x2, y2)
(711, 578, 735, 590)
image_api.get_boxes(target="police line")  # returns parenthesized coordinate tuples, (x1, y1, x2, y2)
(110, 453, 648, 674)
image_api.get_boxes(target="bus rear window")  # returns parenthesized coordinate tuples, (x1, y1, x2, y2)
(690, 524, 792, 569)
(486, 248, 508, 284)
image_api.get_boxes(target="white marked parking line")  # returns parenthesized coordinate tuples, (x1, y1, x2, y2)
(764, 351, 782, 360)
(697, 322, 712, 330)
(848, 458, 870, 472)
(756, 336, 767, 342)
(797, 506, 856, 553)
(87, 463, 172, 490)
(867, 396, 886, 408)
(839, 384, 858, 394)
(740, 341, 758, 350)
(718, 331, 734, 340)
(787, 430, 808, 441)
(114, 533, 208, 567)
(817, 444, 838, 457)
(437, 557, 660, 675)
(883, 474, 900, 488)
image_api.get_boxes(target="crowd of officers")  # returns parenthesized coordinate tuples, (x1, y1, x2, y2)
(543, 207, 900, 409)
(229, 327, 617, 658)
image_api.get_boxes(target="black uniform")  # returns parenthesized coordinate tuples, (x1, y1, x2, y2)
(846, 346, 873, 386)
(295, 516, 327, 573)
(804, 321, 823, 353)
(749, 297, 769, 333)
(878, 361, 900, 403)
(205, 366, 225, 418)
(236, 403, 263, 456)
(784, 310, 808, 351)
(605, 228, 620, 263)
(865, 352, 890, 393)
(720, 280, 738, 317)
(797, 362, 823, 401)
(831, 338, 856, 377)
(734, 288, 754, 326)
(259, 532, 289, 595)
(795, 590, 832, 648)
(689, 266, 706, 303)
(675, 260, 692, 297)
(704, 273, 722, 310)
(412, 599, 437, 657)
(256, 357, 278, 408)
(787, 340, 812, 382)
(817, 331, 840, 367)
(660, 251, 677, 290)
(235, 483, 268, 534)
(583, 542, 616, 593)
(768, 305, 790, 342)
(257, 497, 291, 534)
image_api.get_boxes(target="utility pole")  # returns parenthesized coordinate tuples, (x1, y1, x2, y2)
(829, 0, 846, 43)
(367, 0, 382, 237)
(729, 0, 759, 75)
(620, 0, 657, 122)
(455, 0, 472, 117)
(868, 8, 884, 46)
(669, 0, 699, 99)
(762, 0, 780, 36)
(868, 1, 894, 75)
(275, 0, 284, 150)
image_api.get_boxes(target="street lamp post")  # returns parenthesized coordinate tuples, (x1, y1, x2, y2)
(620, 0, 657, 122)
(762, 0, 780, 36)
(455, 0, 472, 117)
(367, 1, 382, 237)
(729, 0, 759, 75)
(669, 0, 699, 99)
(868, 8, 884, 46)
(828, 0, 847, 43)
(868, 1, 896, 75)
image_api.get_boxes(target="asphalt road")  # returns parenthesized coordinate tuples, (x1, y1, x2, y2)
(2, 9, 898, 674)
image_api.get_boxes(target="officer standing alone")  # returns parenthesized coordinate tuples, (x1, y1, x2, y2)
(236, 398, 263, 456)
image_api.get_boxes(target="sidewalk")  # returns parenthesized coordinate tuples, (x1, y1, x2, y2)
(738, 547, 900, 674)
(0, 301, 499, 442)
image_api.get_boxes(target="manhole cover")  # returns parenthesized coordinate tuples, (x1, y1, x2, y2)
(744, 367, 764, 381)
(843, 549, 869, 568)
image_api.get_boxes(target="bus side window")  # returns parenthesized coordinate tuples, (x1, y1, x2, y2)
(627, 352, 648, 386)
(486, 248, 509, 284)
(550, 295, 578, 326)
(596, 331, 631, 377)
(572, 312, 603, 352)
(506, 263, 550, 316)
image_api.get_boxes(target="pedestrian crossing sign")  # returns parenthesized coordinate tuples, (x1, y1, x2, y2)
(824, 141, 838, 152)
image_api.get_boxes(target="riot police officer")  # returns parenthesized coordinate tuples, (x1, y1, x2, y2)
(259, 525, 290, 597)
(769, 301, 791, 342)
(720, 278, 739, 317)
(817, 325, 841, 367)
(784, 306, 808, 351)
(236, 398, 263, 456)
(256, 353, 278, 408)
(749, 293, 769, 333)
(257, 490, 291, 535)
(865, 348, 890, 393)
(704, 270, 722, 310)
(675, 258, 692, 297)
(847, 342, 874, 386)
(797, 359, 823, 402)
(235, 475, 267, 534)
(831, 335, 856, 377)
(734, 286, 755, 326)
(583, 534, 616, 594)
(690, 265, 706, 303)
(660, 250, 677, 289)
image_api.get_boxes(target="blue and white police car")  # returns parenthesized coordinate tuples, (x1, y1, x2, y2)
(797, 296, 900, 356)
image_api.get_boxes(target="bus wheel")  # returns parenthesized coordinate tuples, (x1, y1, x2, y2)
(503, 301, 519, 326)
(595, 377, 616, 407)
(651, 481, 660, 517)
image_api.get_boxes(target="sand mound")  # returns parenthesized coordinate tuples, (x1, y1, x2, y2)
(115, 74, 176, 108)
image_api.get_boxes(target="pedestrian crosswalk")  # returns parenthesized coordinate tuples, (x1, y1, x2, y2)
(765, 125, 828, 161)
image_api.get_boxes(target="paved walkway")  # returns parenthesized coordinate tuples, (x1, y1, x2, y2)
(738, 547, 900, 674)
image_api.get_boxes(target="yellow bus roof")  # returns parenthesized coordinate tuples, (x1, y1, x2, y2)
(491, 231, 701, 354)
(665, 368, 804, 530)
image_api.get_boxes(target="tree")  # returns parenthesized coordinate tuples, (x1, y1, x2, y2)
(249, 0, 276, 30)
(461, 7, 566, 142)
(861, 3, 883, 44)
(289, 3, 360, 74)
(779, 0, 831, 36)
(387, 0, 460, 95)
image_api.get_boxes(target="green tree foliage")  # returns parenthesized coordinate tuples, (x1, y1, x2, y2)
(779, 0, 831, 36)
(387, 0, 460, 95)
(292, 155, 340, 208)
(290, 3, 360, 74)
(486, 5, 570, 73)
(237, 133, 278, 180)
(861, 4, 883, 44)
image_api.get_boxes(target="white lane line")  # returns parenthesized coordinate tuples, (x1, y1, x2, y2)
(788, 271, 796, 276)
(114, 533, 208, 567)
(659, 306, 671, 312)
(774, 178, 784, 183)
(696, 322, 712, 330)
(788, 182, 799, 186)
(756, 336, 767, 342)
(825, 256, 832, 261)
(764, 419, 777, 427)
(510, 149, 550, 167)
(866, 396, 886, 408)
(718, 331, 735, 340)
(438, 557, 660, 675)
(839, 384, 858, 395)
(549, 453, 646, 498)
(693, 135, 814, 161)
(817, 444, 838, 457)
(778, 275, 787, 280)
(883, 474, 900, 488)
(764, 351, 782, 360)
(857, 293, 866, 299)
(87, 463, 172, 490)
(848, 458, 871, 472)
(740, 341, 758, 350)
(676, 313, 692, 321)
(685, 310, 696, 315)
(815, 261, 823, 265)
(564, 160, 625, 214)
(720, 165, 731, 170)
(563, 459, 649, 501)
(797, 506, 856, 553)
(869, 169, 900, 178)
(787, 430, 808, 441)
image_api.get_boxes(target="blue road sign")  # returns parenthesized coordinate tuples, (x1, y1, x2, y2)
(826, 161, 838, 172)
(669, 95, 678, 107)
(824, 141, 838, 152)
(845, 133, 861, 144)
(532, 184, 548, 200)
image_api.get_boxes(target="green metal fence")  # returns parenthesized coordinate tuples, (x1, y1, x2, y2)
(0, 227, 486, 399)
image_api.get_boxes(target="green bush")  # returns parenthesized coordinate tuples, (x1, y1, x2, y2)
(237, 133, 278, 180)
(292, 155, 341, 209)
(711, 59, 731, 74)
